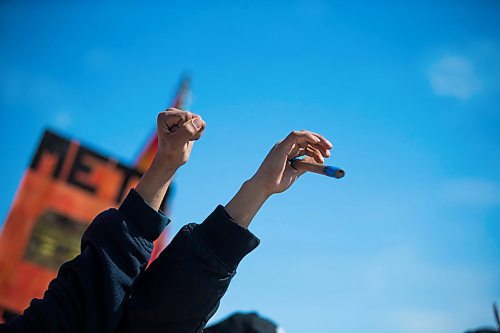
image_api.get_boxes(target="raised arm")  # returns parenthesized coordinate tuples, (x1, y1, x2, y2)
(3, 109, 205, 333)
(225, 130, 332, 228)
(118, 130, 332, 333)
(136, 108, 205, 210)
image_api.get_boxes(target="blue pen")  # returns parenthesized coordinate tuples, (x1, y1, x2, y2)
(290, 159, 345, 179)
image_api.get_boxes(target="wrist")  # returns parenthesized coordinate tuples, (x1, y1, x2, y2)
(134, 156, 177, 211)
(247, 175, 274, 199)
(243, 178, 273, 204)
(149, 153, 181, 175)
(224, 179, 271, 229)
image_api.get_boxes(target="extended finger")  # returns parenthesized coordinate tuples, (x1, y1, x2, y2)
(281, 130, 322, 149)
(308, 131, 333, 150)
(288, 139, 308, 158)
(306, 145, 324, 163)
(292, 145, 324, 163)
(289, 140, 329, 159)
(308, 142, 331, 158)
(289, 146, 305, 159)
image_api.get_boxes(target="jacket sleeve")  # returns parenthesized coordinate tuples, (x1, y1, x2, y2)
(118, 205, 260, 333)
(3, 189, 169, 333)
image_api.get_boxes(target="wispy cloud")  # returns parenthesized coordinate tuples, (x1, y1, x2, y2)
(330, 245, 498, 333)
(388, 309, 458, 333)
(428, 55, 481, 101)
(438, 178, 500, 207)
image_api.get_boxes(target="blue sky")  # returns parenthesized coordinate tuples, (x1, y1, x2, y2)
(1, 1, 500, 332)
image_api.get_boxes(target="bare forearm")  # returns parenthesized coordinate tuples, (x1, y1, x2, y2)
(224, 178, 271, 229)
(134, 155, 177, 211)
(135, 109, 205, 211)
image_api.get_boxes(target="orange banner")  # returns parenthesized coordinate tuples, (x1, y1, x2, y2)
(0, 131, 142, 319)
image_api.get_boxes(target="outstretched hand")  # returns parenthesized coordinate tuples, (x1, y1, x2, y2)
(251, 130, 333, 195)
(225, 130, 333, 228)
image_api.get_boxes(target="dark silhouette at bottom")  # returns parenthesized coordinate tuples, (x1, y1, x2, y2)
(465, 303, 500, 333)
(205, 312, 279, 333)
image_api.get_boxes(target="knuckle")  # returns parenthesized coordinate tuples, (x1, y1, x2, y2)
(157, 112, 165, 123)
(182, 122, 196, 134)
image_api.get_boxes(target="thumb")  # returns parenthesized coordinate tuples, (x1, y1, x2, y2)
(179, 116, 205, 141)
(291, 156, 316, 177)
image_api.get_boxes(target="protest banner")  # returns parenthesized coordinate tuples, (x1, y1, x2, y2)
(0, 131, 142, 318)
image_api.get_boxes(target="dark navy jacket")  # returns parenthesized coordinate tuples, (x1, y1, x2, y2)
(2, 189, 259, 333)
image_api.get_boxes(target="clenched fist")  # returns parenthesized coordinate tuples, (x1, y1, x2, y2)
(155, 108, 206, 169)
